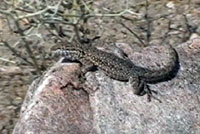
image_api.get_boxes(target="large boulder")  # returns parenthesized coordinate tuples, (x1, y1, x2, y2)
(13, 38, 200, 134)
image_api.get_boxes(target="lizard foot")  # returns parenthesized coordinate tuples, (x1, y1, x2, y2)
(143, 84, 162, 103)
(130, 77, 162, 103)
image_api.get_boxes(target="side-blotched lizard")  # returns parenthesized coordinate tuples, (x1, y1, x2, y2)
(52, 40, 178, 102)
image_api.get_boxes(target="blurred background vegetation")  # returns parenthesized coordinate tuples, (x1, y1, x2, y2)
(0, 0, 200, 133)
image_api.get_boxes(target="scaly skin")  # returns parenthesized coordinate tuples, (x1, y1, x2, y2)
(52, 41, 178, 102)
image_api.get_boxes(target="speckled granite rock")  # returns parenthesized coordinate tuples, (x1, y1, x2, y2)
(13, 64, 95, 134)
(13, 38, 200, 134)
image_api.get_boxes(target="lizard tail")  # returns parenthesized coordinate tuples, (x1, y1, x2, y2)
(141, 45, 179, 83)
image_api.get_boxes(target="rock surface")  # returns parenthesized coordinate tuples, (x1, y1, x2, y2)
(13, 64, 94, 134)
(13, 38, 200, 134)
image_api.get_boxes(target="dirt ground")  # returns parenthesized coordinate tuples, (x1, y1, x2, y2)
(0, 0, 200, 133)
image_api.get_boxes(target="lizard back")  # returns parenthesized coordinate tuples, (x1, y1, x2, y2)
(52, 41, 178, 83)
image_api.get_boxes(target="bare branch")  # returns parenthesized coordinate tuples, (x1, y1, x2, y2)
(0, 57, 16, 64)
(0, 41, 34, 66)
(120, 22, 146, 47)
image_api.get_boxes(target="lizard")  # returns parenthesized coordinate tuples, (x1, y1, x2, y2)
(52, 40, 178, 102)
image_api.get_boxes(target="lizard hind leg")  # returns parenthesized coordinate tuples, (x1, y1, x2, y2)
(129, 77, 162, 103)
(143, 83, 162, 103)
(129, 76, 145, 95)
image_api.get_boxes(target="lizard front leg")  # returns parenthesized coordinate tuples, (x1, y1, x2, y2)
(79, 58, 97, 75)
(79, 58, 99, 95)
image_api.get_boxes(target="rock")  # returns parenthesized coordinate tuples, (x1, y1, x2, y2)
(13, 63, 94, 134)
(13, 38, 200, 134)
